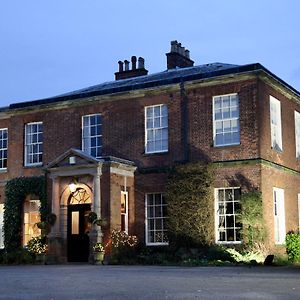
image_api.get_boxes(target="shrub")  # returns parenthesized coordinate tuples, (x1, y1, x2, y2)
(109, 230, 138, 264)
(165, 162, 214, 248)
(27, 236, 47, 254)
(285, 232, 300, 262)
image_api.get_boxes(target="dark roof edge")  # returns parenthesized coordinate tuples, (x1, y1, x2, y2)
(8, 63, 300, 110)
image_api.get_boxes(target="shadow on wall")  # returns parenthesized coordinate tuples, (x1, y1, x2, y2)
(225, 172, 257, 192)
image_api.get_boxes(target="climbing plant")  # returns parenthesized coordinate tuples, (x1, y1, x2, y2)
(165, 162, 214, 248)
(237, 191, 266, 249)
(4, 176, 48, 252)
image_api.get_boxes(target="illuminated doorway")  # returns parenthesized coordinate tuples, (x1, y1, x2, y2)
(67, 188, 92, 262)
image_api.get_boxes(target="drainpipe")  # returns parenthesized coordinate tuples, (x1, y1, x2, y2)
(180, 80, 189, 162)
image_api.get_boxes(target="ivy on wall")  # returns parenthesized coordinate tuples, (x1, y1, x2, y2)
(237, 191, 266, 249)
(165, 162, 215, 248)
(4, 176, 48, 252)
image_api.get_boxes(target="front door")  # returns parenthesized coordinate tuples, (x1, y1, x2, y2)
(67, 203, 91, 262)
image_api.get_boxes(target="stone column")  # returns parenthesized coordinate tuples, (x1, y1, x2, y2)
(93, 167, 102, 243)
(51, 176, 60, 236)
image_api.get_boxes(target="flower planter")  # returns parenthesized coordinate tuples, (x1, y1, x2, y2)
(35, 253, 47, 265)
(94, 251, 105, 265)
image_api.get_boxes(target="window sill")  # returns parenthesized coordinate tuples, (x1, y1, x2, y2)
(24, 164, 43, 169)
(212, 143, 240, 149)
(0, 168, 7, 173)
(146, 242, 169, 246)
(216, 241, 242, 245)
(143, 151, 169, 157)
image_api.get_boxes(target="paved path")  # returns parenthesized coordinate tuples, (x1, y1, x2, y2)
(0, 265, 299, 299)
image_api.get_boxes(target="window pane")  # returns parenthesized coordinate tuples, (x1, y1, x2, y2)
(145, 105, 168, 153)
(82, 114, 102, 158)
(216, 188, 241, 243)
(146, 193, 167, 244)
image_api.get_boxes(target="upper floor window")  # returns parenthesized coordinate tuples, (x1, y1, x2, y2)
(215, 187, 241, 244)
(145, 104, 168, 154)
(82, 114, 102, 158)
(270, 96, 282, 151)
(295, 111, 300, 159)
(25, 122, 43, 166)
(145, 193, 168, 245)
(0, 128, 8, 170)
(213, 94, 240, 147)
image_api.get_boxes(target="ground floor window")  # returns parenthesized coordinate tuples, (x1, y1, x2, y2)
(145, 193, 168, 245)
(23, 198, 41, 246)
(215, 187, 241, 244)
(0, 204, 4, 249)
(121, 191, 128, 233)
(274, 187, 285, 244)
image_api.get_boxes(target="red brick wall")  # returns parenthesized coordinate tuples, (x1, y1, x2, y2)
(188, 79, 259, 162)
(258, 81, 300, 171)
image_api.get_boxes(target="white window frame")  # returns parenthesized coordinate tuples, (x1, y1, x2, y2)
(121, 191, 129, 233)
(0, 204, 4, 249)
(270, 96, 283, 151)
(145, 104, 168, 154)
(215, 187, 242, 244)
(0, 128, 8, 170)
(213, 93, 240, 147)
(145, 193, 168, 246)
(24, 122, 43, 167)
(273, 187, 286, 245)
(295, 111, 300, 159)
(82, 114, 102, 159)
(23, 199, 41, 246)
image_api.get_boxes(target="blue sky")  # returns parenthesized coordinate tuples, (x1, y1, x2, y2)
(0, 1, 299, 106)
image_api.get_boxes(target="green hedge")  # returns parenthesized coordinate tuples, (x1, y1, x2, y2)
(4, 176, 48, 252)
(286, 232, 300, 262)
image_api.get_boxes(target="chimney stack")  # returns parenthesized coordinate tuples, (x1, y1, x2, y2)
(166, 40, 194, 70)
(115, 56, 148, 80)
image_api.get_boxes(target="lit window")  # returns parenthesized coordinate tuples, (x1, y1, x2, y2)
(270, 96, 282, 151)
(273, 187, 285, 244)
(23, 198, 41, 246)
(121, 191, 128, 233)
(25, 122, 43, 166)
(213, 94, 240, 147)
(215, 188, 241, 244)
(82, 114, 102, 158)
(145, 104, 168, 153)
(0, 204, 4, 249)
(295, 111, 300, 158)
(0, 128, 7, 170)
(145, 193, 168, 245)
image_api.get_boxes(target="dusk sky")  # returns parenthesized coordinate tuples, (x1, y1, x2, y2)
(0, 1, 299, 107)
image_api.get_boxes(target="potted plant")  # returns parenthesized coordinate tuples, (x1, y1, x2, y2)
(27, 236, 48, 264)
(93, 242, 105, 264)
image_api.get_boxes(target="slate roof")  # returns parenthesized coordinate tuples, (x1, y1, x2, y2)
(8, 62, 300, 110)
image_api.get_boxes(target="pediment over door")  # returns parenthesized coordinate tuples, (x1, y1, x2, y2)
(46, 148, 100, 170)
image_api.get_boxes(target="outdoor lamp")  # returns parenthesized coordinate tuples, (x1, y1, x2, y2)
(69, 180, 77, 193)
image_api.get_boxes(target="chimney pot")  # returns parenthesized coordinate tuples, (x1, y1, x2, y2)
(171, 40, 178, 52)
(118, 61, 124, 72)
(124, 60, 130, 71)
(185, 49, 190, 59)
(138, 57, 145, 69)
(131, 56, 137, 70)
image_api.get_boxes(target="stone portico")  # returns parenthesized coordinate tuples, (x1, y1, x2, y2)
(45, 148, 136, 263)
